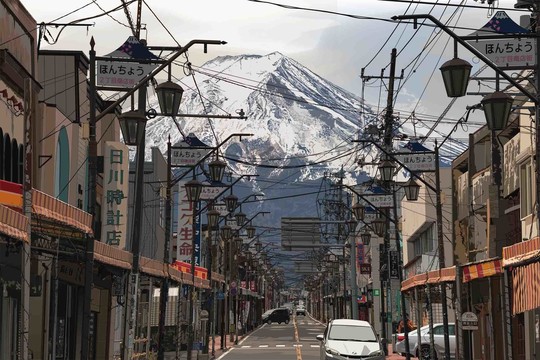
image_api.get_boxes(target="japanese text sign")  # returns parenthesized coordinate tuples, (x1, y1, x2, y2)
(96, 60, 157, 88)
(171, 147, 211, 167)
(468, 38, 535, 69)
(101, 142, 129, 247)
(394, 151, 436, 172)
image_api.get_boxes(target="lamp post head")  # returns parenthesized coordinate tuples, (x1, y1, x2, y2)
(347, 219, 357, 233)
(440, 57, 472, 97)
(482, 91, 513, 131)
(235, 211, 247, 226)
(118, 110, 147, 146)
(220, 225, 232, 241)
(246, 225, 256, 239)
(234, 236, 244, 247)
(352, 203, 365, 221)
(155, 80, 184, 116)
(360, 231, 371, 246)
(378, 159, 396, 182)
(255, 240, 262, 252)
(208, 158, 227, 183)
(404, 178, 421, 201)
(184, 179, 203, 203)
(224, 194, 238, 213)
(207, 209, 220, 228)
(372, 217, 386, 237)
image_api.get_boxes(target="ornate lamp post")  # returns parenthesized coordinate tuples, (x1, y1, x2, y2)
(119, 107, 147, 360)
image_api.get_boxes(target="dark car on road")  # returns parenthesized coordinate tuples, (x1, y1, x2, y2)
(262, 308, 290, 324)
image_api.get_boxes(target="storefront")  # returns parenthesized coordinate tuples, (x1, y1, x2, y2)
(502, 237, 540, 360)
(0, 204, 29, 359)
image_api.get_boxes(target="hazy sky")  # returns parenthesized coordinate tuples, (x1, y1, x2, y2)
(21, 0, 529, 137)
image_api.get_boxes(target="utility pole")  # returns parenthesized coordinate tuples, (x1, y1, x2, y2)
(156, 139, 173, 360)
(360, 48, 399, 355)
(82, 37, 97, 360)
(20, 76, 33, 360)
(123, 86, 147, 360)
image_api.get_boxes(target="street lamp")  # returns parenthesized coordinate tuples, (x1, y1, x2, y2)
(235, 211, 247, 226)
(220, 225, 233, 241)
(155, 80, 184, 116)
(481, 91, 514, 131)
(352, 203, 365, 221)
(347, 219, 357, 233)
(118, 110, 147, 146)
(224, 194, 238, 213)
(371, 217, 386, 237)
(403, 178, 421, 201)
(360, 230, 371, 246)
(207, 209, 220, 228)
(439, 57, 472, 97)
(184, 178, 203, 203)
(378, 159, 396, 182)
(255, 241, 262, 253)
(246, 225, 256, 239)
(208, 158, 227, 183)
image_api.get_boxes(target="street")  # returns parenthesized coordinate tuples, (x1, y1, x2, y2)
(215, 315, 417, 360)
(217, 314, 324, 360)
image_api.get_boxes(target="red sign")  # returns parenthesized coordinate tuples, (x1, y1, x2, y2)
(172, 260, 208, 280)
(0, 180, 22, 208)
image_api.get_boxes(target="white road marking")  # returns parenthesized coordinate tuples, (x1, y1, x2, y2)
(311, 345, 319, 348)
(241, 345, 251, 348)
(293, 344, 303, 347)
(276, 345, 286, 347)
(259, 345, 269, 348)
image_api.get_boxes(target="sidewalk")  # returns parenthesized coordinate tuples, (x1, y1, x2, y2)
(386, 344, 418, 359)
(163, 333, 246, 360)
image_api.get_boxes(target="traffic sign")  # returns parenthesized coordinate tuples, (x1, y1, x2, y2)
(462, 311, 478, 331)
(373, 289, 380, 296)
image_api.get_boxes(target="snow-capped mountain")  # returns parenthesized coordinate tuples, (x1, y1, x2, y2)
(144, 52, 372, 181)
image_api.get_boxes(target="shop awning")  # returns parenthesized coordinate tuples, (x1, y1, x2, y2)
(140, 257, 167, 278)
(201, 279, 210, 289)
(511, 261, 540, 315)
(401, 266, 456, 292)
(439, 266, 456, 282)
(168, 266, 183, 283)
(503, 237, 540, 268)
(32, 189, 93, 238)
(212, 272, 225, 283)
(462, 258, 502, 283)
(426, 270, 440, 284)
(93, 241, 132, 270)
(401, 273, 427, 292)
(0, 204, 28, 243)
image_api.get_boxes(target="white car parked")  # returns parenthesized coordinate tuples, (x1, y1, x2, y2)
(316, 319, 384, 360)
(395, 323, 456, 360)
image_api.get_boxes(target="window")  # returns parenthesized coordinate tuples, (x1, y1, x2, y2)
(413, 224, 435, 257)
(520, 161, 534, 218)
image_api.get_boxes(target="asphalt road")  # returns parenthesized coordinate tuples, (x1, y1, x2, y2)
(217, 314, 325, 360)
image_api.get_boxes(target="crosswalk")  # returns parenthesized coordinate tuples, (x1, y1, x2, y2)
(240, 344, 320, 348)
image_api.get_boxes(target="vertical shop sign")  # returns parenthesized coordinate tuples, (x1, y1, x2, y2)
(101, 142, 129, 247)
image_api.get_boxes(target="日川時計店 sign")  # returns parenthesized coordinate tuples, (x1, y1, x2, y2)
(467, 38, 536, 69)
